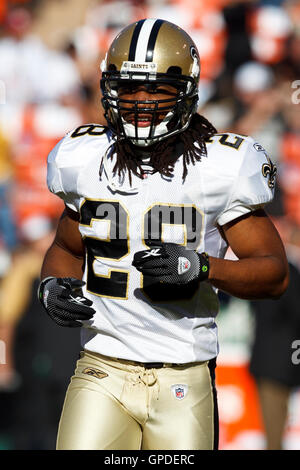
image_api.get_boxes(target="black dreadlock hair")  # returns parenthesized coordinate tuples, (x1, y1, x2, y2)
(110, 113, 217, 185)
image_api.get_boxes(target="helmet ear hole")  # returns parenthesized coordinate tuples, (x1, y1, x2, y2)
(167, 66, 182, 75)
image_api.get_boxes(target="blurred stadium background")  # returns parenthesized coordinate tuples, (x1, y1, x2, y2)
(0, 0, 299, 450)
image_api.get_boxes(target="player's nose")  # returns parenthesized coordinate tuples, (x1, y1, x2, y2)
(133, 89, 154, 106)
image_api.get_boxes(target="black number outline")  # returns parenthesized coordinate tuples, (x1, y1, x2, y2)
(71, 124, 106, 138)
(206, 133, 245, 150)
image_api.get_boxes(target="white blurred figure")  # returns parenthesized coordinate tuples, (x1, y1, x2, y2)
(231, 61, 283, 163)
(148, 0, 227, 82)
(250, 5, 292, 65)
(233, 61, 275, 97)
(147, 0, 193, 31)
(0, 7, 84, 158)
(0, 7, 81, 105)
(85, 0, 148, 53)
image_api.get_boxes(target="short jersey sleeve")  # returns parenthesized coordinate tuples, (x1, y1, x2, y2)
(217, 139, 277, 226)
(47, 134, 82, 212)
(47, 124, 110, 213)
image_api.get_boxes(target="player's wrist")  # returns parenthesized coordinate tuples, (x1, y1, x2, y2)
(197, 252, 210, 281)
(37, 276, 56, 305)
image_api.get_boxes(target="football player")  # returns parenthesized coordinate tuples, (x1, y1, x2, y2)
(38, 19, 288, 450)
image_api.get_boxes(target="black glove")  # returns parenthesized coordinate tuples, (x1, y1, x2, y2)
(38, 277, 95, 328)
(132, 243, 210, 285)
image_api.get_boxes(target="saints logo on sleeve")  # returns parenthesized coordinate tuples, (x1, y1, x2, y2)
(262, 154, 277, 189)
(253, 142, 277, 189)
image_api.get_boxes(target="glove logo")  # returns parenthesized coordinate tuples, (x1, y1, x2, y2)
(43, 290, 49, 308)
(142, 248, 161, 258)
(178, 257, 191, 275)
(38, 277, 95, 328)
(69, 294, 89, 305)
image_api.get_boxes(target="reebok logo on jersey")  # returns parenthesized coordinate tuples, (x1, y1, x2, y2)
(178, 257, 191, 275)
(82, 368, 108, 379)
(253, 142, 265, 152)
(142, 248, 161, 258)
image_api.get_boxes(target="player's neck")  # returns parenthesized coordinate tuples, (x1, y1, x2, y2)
(131, 138, 183, 161)
(131, 144, 155, 161)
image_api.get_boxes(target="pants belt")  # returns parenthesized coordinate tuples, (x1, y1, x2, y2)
(116, 358, 180, 369)
(140, 362, 180, 369)
(82, 351, 201, 370)
(143, 362, 165, 369)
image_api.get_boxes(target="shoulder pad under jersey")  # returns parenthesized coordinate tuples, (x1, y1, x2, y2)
(205, 133, 276, 225)
(47, 124, 112, 210)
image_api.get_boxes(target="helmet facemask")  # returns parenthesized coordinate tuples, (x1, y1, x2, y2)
(101, 70, 198, 147)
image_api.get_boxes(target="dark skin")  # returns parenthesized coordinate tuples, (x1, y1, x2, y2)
(41, 207, 289, 300)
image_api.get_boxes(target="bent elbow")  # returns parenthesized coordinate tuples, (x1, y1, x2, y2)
(269, 269, 290, 299)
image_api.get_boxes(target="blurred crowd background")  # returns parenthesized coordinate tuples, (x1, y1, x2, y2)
(0, 0, 299, 451)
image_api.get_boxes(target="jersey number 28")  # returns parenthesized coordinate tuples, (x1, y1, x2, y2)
(80, 199, 203, 299)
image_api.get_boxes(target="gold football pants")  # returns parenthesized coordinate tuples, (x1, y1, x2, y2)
(56, 350, 218, 450)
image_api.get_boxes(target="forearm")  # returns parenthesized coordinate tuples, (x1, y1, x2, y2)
(208, 255, 289, 300)
(40, 241, 85, 281)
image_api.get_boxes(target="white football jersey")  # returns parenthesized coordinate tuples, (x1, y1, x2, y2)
(47, 124, 275, 363)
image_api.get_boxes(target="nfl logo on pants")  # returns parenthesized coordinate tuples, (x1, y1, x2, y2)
(171, 384, 188, 400)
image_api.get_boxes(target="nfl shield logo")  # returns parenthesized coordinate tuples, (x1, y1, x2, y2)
(176, 387, 184, 399)
(171, 384, 188, 400)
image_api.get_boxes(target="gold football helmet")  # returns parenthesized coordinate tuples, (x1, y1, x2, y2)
(100, 18, 200, 146)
